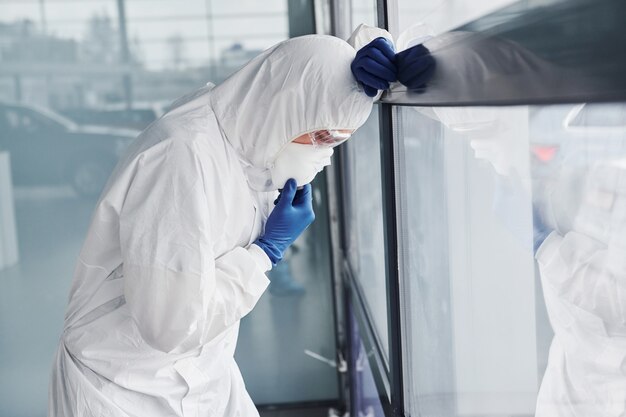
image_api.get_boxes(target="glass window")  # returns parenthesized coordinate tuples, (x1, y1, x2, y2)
(350, 301, 387, 417)
(397, 102, 626, 416)
(0, 1, 337, 414)
(345, 105, 389, 358)
(351, 0, 378, 28)
(236, 174, 340, 404)
(313, 0, 333, 35)
(395, 0, 517, 35)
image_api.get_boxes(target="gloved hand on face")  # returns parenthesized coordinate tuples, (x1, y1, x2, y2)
(254, 179, 315, 265)
(351, 37, 398, 97)
(254, 141, 334, 264)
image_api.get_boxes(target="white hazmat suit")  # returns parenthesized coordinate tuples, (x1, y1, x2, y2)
(49, 34, 373, 417)
(535, 160, 626, 417)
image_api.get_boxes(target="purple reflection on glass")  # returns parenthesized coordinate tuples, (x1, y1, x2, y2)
(350, 304, 386, 417)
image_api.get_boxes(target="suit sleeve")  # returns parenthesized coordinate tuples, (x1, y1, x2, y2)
(347, 24, 395, 102)
(119, 139, 270, 353)
(536, 231, 626, 371)
(347, 23, 394, 51)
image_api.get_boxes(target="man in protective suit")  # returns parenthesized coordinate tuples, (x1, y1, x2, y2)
(47, 29, 403, 417)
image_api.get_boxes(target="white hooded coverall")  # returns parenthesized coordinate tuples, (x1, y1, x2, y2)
(48, 35, 373, 417)
(535, 161, 626, 417)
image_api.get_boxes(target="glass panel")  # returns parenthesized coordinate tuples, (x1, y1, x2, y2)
(313, 0, 333, 35)
(0, 1, 337, 415)
(345, 105, 389, 358)
(236, 173, 340, 404)
(351, 0, 377, 29)
(388, 0, 626, 107)
(395, 0, 517, 35)
(350, 301, 387, 417)
(398, 102, 626, 416)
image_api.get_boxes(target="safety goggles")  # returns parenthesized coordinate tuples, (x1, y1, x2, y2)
(306, 129, 353, 147)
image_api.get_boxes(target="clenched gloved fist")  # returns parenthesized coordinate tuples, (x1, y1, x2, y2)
(351, 37, 397, 97)
(395, 43, 436, 91)
(254, 179, 315, 265)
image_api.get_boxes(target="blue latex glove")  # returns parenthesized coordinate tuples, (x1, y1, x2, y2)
(351, 37, 397, 97)
(396, 44, 436, 91)
(254, 179, 315, 265)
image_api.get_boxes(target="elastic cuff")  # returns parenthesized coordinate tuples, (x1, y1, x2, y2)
(248, 243, 273, 272)
(535, 231, 562, 266)
(347, 24, 394, 51)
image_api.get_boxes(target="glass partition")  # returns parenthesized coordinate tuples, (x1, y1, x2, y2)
(397, 102, 626, 416)
(395, 0, 517, 35)
(349, 301, 387, 417)
(344, 105, 389, 359)
(351, 0, 378, 29)
(236, 173, 341, 404)
(388, 0, 626, 106)
(340, 2, 626, 417)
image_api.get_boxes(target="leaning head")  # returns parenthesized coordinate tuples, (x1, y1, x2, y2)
(210, 35, 374, 190)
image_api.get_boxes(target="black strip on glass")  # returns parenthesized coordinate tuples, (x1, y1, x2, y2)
(378, 104, 405, 417)
(256, 399, 339, 411)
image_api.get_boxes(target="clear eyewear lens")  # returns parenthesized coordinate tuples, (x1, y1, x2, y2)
(307, 130, 352, 147)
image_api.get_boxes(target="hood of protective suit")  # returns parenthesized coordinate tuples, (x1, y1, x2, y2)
(210, 35, 373, 190)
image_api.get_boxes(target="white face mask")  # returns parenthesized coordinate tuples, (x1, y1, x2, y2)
(269, 142, 334, 189)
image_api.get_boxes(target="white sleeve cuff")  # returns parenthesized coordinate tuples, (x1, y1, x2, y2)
(248, 243, 272, 272)
(535, 231, 561, 265)
(347, 23, 394, 51)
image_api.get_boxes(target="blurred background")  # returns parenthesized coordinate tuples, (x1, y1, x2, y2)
(1, 0, 304, 110)
(0, 0, 324, 197)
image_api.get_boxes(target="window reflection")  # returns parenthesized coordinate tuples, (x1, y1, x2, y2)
(400, 102, 626, 416)
(345, 105, 389, 358)
(395, 0, 518, 35)
(350, 304, 387, 417)
(351, 0, 378, 28)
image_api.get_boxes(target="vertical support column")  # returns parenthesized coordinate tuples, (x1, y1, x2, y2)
(327, 0, 354, 414)
(0, 152, 19, 269)
(330, 0, 352, 40)
(325, 162, 351, 415)
(38, 0, 47, 33)
(378, 1, 405, 416)
(116, 0, 133, 109)
(287, 0, 316, 37)
(13, 75, 22, 103)
(379, 104, 404, 417)
(204, 0, 216, 82)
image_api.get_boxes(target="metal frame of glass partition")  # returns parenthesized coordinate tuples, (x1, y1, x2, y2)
(324, 0, 407, 416)
(323, 1, 407, 416)
(325, 0, 626, 416)
(375, 1, 406, 416)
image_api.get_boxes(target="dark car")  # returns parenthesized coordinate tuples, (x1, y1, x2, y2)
(0, 102, 139, 197)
